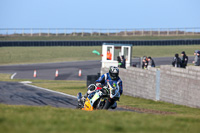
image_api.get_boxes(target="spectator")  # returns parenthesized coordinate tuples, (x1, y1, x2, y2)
(172, 53, 182, 68)
(196, 51, 200, 66)
(117, 56, 122, 67)
(147, 56, 155, 69)
(142, 56, 148, 69)
(193, 50, 199, 66)
(107, 50, 112, 60)
(120, 55, 126, 69)
(180, 51, 188, 68)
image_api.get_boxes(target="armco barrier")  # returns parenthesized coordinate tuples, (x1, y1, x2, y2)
(101, 66, 200, 108)
(0, 39, 200, 47)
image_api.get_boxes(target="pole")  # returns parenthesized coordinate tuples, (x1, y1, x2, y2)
(31, 28, 33, 36)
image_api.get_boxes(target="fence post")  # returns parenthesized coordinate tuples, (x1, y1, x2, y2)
(158, 28, 160, 36)
(150, 29, 152, 36)
(132, 29, 135, 36)
(142, 29, 144, 36)
(48, 29, 50, 36)
(167, 28, 169, 36)
(73, 29, 76, 36)
(31, 28, 33, 36)
(116, 29, 118, 36)
(64, 29, 67, 36)
(56, 29, 58, 36)
(39, 29, 41, 36)
(193, 28, 195, 35)
(107, 29, 110, 36)
(91, 29, 93, 36)
(22, 28, 24, 36)
(176, 28, 178, 36)
(125, 29, 127, 36)
(99, 29, 101, 36)
(82, 29, 84, 37)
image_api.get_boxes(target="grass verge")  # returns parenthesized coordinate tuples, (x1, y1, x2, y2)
(1, 45, 200, 65)
(0, 73, 200, 133)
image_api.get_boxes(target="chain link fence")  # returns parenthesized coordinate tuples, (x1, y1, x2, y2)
(0, 28, 200, 37)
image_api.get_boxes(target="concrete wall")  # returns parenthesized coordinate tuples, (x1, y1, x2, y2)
(101, 66, 200, 108)
(160, 65, 200, 108)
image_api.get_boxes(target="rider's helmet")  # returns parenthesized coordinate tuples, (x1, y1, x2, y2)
(109, 66, 119, 80)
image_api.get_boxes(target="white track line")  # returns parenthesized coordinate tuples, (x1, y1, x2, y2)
(11, 72, 17, 79)
(23, 83, 77, 99)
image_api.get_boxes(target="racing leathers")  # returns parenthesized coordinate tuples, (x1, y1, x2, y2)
(95, 73, 123, 95)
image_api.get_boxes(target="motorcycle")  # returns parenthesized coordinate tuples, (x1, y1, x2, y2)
(77, 81, 120, 111)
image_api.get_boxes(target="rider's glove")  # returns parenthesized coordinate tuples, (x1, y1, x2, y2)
(96, 82, 102, 87)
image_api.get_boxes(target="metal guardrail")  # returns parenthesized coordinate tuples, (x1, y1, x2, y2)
(0, 39, 200, 47)
(0, 28, 200, 36)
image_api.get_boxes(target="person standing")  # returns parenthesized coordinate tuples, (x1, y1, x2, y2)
(196, 51, 200, 66)
(147, 56, 155, 69)
(120, 55, 126, 69)
(172, 53, 182, 68)
(193, 50, 199, 66)
(107, 50, 112, 60)
(117, 56, 122, 67)
(142, 56, 148, 69)
(180, 51, 188, 68)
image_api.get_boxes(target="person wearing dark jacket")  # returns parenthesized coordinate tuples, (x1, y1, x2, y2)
(147, 57, 155, 69)
(196, 51, 200, 66)
(172, 53, 182, 68)
(181, 51, 188, 68)
(142, 56, 148, 69)
(193, 50, 200, 66)
(120, 55, 126, 69)
(117, 56, 122, 67)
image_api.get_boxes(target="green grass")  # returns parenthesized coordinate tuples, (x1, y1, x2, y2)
(0, 45, 200, 65)
(0, 74, 200, 133)
(1, 35, 200, 41)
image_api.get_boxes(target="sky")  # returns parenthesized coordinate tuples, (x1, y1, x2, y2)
(0, 0, 200, 29)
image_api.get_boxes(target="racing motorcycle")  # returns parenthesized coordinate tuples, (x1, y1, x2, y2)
(77, 81, 120, 111)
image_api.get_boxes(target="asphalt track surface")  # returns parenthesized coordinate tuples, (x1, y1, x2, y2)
(0, 81, 77, 108)
(0, 56, 194, 80)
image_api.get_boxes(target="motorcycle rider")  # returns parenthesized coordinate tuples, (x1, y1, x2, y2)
(81, 66, 123, 109)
